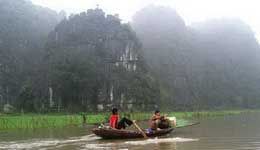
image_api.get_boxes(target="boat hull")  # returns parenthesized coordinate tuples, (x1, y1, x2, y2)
(92, 127, 174, 139)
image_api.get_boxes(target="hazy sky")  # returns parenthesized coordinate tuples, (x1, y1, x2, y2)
(31, 0, 260, 41)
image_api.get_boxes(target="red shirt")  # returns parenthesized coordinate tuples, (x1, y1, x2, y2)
(109, 114, 119, 128)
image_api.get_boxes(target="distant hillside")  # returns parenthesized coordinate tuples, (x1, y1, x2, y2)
(189, 18, 260, 108)
(1, 2, 260, 113)
(133, 5, 260, 110)
(0, 0, 60, 112)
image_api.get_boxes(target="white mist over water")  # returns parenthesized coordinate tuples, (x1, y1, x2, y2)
(0, 135, 198, 150)
(0, 134, 100, 150)
(124, 137, 199, 145)
(83, 137, 199, 150)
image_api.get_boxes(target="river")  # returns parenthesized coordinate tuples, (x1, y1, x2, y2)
(1, 112, 260, 150)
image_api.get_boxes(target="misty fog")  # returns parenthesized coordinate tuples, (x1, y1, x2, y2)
(0, 0, 260, 112)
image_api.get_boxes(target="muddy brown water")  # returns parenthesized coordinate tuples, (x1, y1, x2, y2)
(1, 112, 260, 150)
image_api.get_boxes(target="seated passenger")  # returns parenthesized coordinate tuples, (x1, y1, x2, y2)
(109, 108, 133, 129)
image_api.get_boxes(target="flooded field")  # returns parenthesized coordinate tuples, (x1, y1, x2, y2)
(1, 112, 260, 150)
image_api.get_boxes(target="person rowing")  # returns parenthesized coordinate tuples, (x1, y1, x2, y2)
(150, 110, 171, 130)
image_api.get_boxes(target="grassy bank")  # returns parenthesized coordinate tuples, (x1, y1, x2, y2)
(168, 110, 250, 118)
(0, 110, 256, 130)
(0, 113, 108, 130)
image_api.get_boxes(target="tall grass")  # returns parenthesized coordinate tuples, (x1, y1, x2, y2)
(0, 113, 117, 130)
(0, 115, 81, 130)
(168, 109, 254, 119)
(0, 109, 255, 130)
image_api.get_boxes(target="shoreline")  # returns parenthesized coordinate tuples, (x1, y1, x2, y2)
(0, 109, 257, 130)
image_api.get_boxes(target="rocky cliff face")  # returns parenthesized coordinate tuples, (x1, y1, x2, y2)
(46, 8, 158, 111)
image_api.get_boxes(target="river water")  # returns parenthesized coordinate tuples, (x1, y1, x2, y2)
(1, 112, 260, 150)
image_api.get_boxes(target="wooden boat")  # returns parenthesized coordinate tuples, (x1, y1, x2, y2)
(92, 127, 174, 139)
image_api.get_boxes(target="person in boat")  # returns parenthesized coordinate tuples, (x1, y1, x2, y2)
(150, 110, 170, 130)
(109, 108, 133, 129)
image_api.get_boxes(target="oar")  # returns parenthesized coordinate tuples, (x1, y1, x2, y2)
(176, 122, 200, 128)
(132, 120, 148, 139)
